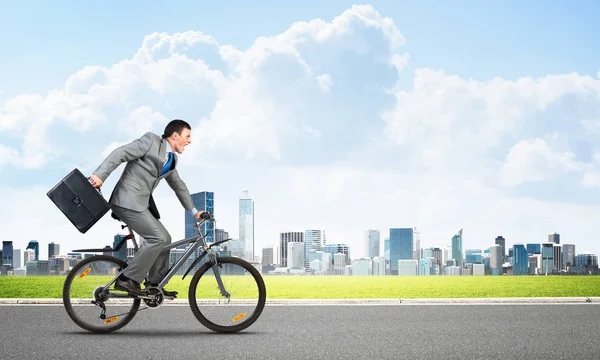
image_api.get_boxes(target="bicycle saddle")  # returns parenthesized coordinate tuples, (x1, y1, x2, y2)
(111, 212, 121, 222)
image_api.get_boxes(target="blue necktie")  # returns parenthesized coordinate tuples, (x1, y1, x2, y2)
(161, 152, 173, 176)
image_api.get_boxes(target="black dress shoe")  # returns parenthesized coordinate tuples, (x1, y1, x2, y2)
(145, 282, 178, 298)
(115, 278, 146, 296)
(162, 289, 178, 298)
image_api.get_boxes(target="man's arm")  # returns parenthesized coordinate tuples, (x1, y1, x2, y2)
(93, 132, 155, 182)
(165, 169, 199, 216)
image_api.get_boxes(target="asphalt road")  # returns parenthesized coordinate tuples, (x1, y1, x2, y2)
(1, 304, 599, 359)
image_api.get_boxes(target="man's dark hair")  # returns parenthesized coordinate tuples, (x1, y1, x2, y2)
(162, 119, 191, 139)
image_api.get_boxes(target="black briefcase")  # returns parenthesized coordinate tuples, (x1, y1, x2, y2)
(47, 168, 110, 233)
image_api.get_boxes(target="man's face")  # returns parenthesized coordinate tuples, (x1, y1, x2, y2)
(171, 128, 191, 154)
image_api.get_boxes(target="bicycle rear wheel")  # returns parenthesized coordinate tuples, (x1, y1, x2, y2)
(188, 256, 266, 333)
(63, 255, 141, 333)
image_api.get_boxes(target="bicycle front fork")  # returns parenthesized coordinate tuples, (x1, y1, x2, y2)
(209, 255, 230, 299)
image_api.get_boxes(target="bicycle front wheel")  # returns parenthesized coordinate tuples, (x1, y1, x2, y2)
(63, 255, 141, 333)
(188, 256, 266, 333)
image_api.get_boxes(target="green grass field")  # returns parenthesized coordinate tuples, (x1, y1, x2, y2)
(1, 275, 600, 299)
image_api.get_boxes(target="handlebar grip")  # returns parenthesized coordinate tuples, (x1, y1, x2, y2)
(200, 212, 212, 220)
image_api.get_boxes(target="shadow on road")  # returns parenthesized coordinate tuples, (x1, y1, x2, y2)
(63, 330, 264, 337)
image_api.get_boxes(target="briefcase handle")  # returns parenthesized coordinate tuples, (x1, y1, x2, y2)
(87, 176, 105, 197)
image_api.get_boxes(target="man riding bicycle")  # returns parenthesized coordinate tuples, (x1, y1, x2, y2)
(89, 119, 205, 297)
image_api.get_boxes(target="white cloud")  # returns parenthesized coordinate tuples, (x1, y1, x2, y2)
(581, 172, 600, 188)
(119, 106, 167, 136)
(2, 5, 600, 261)
(501, 138, 587, 187)
(390, 52, 410, 74)
(316, 74, 332, 93)
(0, 145, 20, 165)
(381, 69, 600, 179)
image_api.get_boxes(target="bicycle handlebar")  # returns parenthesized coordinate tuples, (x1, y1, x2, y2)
(200, 212, 212, 220)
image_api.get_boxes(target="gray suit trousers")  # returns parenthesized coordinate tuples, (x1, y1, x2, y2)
(111, 205, 171, 284)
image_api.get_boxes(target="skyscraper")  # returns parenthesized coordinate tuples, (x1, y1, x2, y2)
(23, 249, 35, 264)
(48, 242, 60, 258)
(513, 244, 528, 275)
(185, 191, 215, 242)
(364, 229, 380, 259)
(2, 241, 13, 267)
(490, 244, 503, 275)
(305, 229, 325, 271)
(389, 228, 413, 275)
(280, 231, 304, 267)
(452, 229, 463, 267)
(113, 235, 128, 261)
(562, 244, 576, 268)
(413, 229, 421, 260)
(495, 236, 505, 263)
(526, 243, 541, 255)
(26, 241, 39, 261)
(262, 247, 275, 265)
(548, 233, 560, 244)
(541, 243, 554, 274)
(431, 247, 443, 274)
(12, 249, 21, 269)
(287, 242, 304, 269)
(322, 244, 350, 267)
(183, 191, 214, 272)
(553, 244, 563, 272)
(239, 190, 254, 262)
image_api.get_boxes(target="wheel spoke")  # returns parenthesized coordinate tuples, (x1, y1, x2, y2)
(188, 257, 266, 333)
(63, 255, 141, 333)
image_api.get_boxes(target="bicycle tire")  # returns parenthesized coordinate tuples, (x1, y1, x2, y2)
(188, 256, 266, 333)
(63, 255, 141, 333)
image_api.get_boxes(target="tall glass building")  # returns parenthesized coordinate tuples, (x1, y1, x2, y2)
(184, 191, 214, 242)
(452, 230, 463, 267)
(280, 232, 304, 267)
(495, 236, 505, 263)
(2, 241, 13, 267)
(390, 228, 413, 275)
(305, 229, 325, 271)
(490, 245, 503, 275)
(526, 243, 541, 255)
(113, 235, 128, 261)
(541, 243, 554, 274)
(48, 242, 60, 258)
(562, 244, 576, 268)
(553, 244, 563, 272)
(575, 253, 598, 267)
(26, 240, 39, 261)
(364, 229, 380, 259)
(239, 190, 254, 262)
(512, 244, 528, 275)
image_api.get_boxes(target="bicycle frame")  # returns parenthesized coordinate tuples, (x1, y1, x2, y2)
(97, 218, 232, 299)
(156, 220, 232, 295)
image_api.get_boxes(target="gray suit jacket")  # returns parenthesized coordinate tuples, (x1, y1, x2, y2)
(93, 132, 195, 213)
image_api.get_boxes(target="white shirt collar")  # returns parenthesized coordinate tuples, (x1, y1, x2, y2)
(164, 139, 173, 161)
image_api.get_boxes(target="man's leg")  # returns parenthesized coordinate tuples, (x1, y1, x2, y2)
(111, 205, 171, 286)
(147, 246, 171, 284)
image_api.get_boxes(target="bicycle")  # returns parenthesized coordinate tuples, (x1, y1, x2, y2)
(62, 211, 267, 334)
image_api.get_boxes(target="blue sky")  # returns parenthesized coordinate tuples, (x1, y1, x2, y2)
(1, 1, 600, 262)
(1, 0, 599, 101)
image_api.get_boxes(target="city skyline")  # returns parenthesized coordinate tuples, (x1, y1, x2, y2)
(2, 3, 600, 260)
(6, 224, 595, 265)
